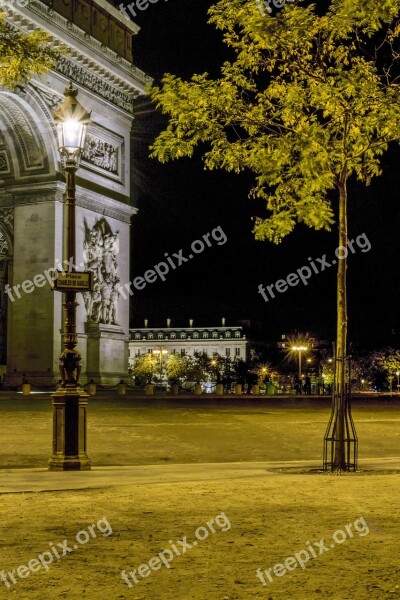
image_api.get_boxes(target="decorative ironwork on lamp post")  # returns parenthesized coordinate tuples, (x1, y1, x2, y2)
(48, 82, 92, 471)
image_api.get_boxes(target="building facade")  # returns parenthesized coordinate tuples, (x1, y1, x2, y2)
(0, 0, 150, 385)
(129, 319, 248, 364)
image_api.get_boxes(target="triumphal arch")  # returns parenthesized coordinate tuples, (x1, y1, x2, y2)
(0, 0, 149, 385)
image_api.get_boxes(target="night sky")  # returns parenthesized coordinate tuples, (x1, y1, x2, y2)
(123, 0, 400, 346)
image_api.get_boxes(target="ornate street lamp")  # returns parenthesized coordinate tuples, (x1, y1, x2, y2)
(48, 82, 92, 471)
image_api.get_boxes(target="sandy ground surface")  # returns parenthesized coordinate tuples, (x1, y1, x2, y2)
(0, 396, 399, 468)
(0, 396, 399, 599)
(0, 473, 399, 600)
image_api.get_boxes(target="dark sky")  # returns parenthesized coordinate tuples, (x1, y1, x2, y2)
(123, 0, 400, 347)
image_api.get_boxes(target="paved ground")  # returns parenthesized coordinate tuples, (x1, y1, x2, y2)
(0, 393, 399, 469)
(0, 468, 399, 599)
(1, 457, 400, 494)
(1, 393, 399, 600)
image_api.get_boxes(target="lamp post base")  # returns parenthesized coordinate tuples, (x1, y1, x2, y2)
(48, 385, 91, 471)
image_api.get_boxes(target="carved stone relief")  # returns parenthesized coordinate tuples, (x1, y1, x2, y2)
(82, 218, 121, 326)
(0, 231, 8, 257)
(81, 125, 123, 181)
(0, 96, 48, 176)
(56, 56, 137, 113)
(0, 208, 13, 235)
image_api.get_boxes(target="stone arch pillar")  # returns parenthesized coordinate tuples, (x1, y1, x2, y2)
(0, 89, 63, 387)
(2, 0, 149, 386)
(0, 218, 12, 373)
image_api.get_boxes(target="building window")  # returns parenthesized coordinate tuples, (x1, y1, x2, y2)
(212, 332, 218, 339)
(235, 347, 241, 356)
(180, 332, 186, 339)
(148, 333, 153, 339)
(193, 332, 199, 339)
(181, 349, 186, 356)
(203, 332, 208, 338)
(158, 333, 163, 339)
(226, 348, 231, 356)
(171, 333, 176, 339)
(172, 349, 176, 354)
(148, 349, 152, 354)
(225, 331, 231, 338)
(135, 333, 140, 340)
(135, 349, 141, 356)
(235, 331, 240, 338)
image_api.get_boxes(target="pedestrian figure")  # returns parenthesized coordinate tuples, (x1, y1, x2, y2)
(294, 376, 302, 395)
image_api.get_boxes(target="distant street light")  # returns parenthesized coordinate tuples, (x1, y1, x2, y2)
(389, 375, 394, 396)
(292, 345, 308, 379)
(153, 347, 168, 382)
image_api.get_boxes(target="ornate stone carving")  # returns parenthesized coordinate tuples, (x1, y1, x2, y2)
(56, 56, 137, 113)
(0, 207, 13, 234)
(0, 152, 9, 173)
(82, 129, 122, 178)
(28, 83, 63, 111)
(0, 231, 8, 257)
(0, 95, 48, 176)
(82, 218, 121, 325)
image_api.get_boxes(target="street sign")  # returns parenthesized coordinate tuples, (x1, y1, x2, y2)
(52, 271, 93, 292)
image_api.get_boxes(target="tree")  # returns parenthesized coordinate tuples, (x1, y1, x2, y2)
(150, 0, 400, 470)
(166, 353, 190, 383)
(370, 348, 400, 391)
(0, 14, 59, 89)
(185, 352, 211, 385)
(130, 353, 159, 385)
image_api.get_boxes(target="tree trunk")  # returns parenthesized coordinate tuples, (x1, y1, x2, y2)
(333, 180, 348, 469)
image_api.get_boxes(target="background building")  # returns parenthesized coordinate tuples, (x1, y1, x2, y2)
(129, 318, 247, 365)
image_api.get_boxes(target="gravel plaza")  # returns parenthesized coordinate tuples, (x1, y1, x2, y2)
(0, 393, 399, 599)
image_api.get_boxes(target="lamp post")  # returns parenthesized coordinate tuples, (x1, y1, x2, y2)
(292, 345, 308, 379)
(153, 347, 168, 384)
(48, 82, 92, 471)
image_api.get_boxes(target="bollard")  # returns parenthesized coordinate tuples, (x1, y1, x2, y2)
(22, 383, 31, 396)
(216, 383, 223, 395)
(235, 383, 242, 395)
(145, 383, 154, 396)
(118, 381, 126, 396)
(88, 380, 96, 396)
(194, 383, 202, 395)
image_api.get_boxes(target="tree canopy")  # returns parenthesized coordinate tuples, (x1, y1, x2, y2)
(150, 0, 400, 243)
(0, 14, 59, 89)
